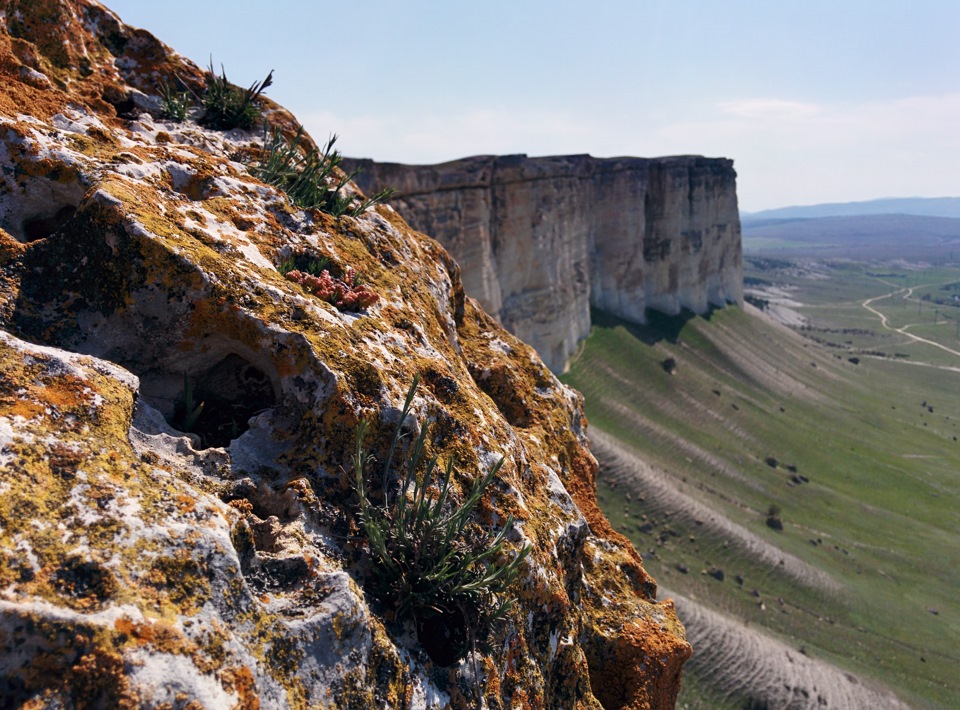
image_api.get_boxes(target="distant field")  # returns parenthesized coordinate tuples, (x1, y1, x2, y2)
(741, 213, 960, 258)
(561, 294, 960, 708)
(747, 257, 960, 368)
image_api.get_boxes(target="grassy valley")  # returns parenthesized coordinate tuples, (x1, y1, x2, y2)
(561, 260, 960, 707)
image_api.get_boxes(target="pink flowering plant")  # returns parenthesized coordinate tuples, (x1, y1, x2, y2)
(285, 265, 379, 310)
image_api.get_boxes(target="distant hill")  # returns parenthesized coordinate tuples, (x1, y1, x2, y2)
(742, 196, 960, 222)
(742, 213, 960, 256)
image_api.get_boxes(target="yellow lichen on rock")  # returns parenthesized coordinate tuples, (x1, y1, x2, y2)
(0, 1, 689, 707)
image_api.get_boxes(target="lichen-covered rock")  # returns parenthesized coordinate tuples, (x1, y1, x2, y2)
(0, 2, 690, 707)
(346, 154, 743, 373)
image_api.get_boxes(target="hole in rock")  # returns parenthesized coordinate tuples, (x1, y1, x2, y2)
(1, 169, 85, 243)
(416, 607, 469, 667)
(103, 90, 137, 118)
(21, 204, 77, 242)
(167, 353, 277, 448)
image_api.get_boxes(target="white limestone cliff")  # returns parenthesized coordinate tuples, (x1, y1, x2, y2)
(347, 154, 743, 372)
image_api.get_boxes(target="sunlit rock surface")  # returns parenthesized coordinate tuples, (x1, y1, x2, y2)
(0, 1, 689, 707)
(347, 154, 743, 372)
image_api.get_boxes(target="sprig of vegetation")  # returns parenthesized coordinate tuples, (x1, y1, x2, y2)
(277, 253, 328, 277)
(176, 373, 205, 432)
(252, 124, 395, 217)
(200, 60, 273, 130)
(353, 376, 530, 661)
(159, 80, 191, 122)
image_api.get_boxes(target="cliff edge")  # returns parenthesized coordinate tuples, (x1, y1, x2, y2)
(0, 1, 688, 707)
(347, 154, 743, 372)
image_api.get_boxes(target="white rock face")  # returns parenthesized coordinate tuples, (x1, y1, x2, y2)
(348, 154, 743, 372)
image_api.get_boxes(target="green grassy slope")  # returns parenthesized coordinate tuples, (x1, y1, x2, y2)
(561, 305, 960, 708)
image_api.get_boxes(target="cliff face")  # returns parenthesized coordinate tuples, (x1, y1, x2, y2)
(0, 2, 689, 708)
(347, 154, 743, 372)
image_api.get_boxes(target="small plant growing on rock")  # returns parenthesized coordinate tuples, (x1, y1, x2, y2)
(252, 124, 395, 217)
(277, 253, 328, 278)
(284, 264, 379, 310)
(353, 376, 530, 665)
(173, 373, 205, 432)
(200, 60, 273, 130)
(159, 80, 191, 122)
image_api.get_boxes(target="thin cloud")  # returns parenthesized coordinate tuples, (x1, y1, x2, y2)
(719, 99, 821, 120)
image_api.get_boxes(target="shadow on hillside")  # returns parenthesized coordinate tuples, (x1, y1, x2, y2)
(590, 306, 718, 345)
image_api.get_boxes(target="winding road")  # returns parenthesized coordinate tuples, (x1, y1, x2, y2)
(862, 285, 960, 359)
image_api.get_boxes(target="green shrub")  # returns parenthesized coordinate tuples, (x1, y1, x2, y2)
(353, 376, 529, 663)
(252, 124, 395, 217)
(200, 60, 273, 130)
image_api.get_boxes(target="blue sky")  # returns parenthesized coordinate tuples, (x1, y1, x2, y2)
(105, 1, 960, 211)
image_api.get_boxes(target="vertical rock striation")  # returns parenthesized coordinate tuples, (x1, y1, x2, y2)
(347, 154, 744, 372)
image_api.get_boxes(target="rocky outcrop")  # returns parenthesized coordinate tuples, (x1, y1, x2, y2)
(0, 2, 689, 707)
(347, 154, 743, 372)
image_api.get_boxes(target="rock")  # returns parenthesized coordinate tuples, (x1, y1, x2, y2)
(346, 154, 743, 372)
(0, 2, 689, 707)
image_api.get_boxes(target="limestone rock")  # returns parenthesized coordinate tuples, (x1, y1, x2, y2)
(347, 154, 743, 372)
(0, 2, 689, 707)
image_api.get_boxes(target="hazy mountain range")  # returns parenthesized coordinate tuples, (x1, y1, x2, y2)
(741, 197, 960, 255)
(742, 196, 960, 222)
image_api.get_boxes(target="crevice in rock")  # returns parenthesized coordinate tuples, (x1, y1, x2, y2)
(415, 609, 468, 667)
(223, 478, 313, 595)
(102, 90, 137, 119)
(144, 353, 278, 449)
(1, 170, 85, 243)
(467, 361, 533, 428)
(21, 204, 77, 242)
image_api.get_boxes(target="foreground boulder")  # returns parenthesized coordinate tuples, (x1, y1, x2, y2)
(0, 1, 689, 707)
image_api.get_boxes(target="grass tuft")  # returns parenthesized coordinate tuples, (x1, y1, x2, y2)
(200, 60, 273, 130)
(159, 80, 191, 122)
(252, 124, 395, 217)
(353, 376, 529, 662)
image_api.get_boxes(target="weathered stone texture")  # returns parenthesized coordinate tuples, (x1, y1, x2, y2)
(0, 1, 689, 707)
(348, 154, 743, 372)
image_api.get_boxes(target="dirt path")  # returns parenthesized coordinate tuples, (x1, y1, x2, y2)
(667, 589, 910, 709)
(862, 285, 960, 359)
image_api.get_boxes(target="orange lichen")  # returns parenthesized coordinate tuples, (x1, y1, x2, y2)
(221, 666, 261, 710)
(0, 0, 689, 705)
(585, 616, 691, 710)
